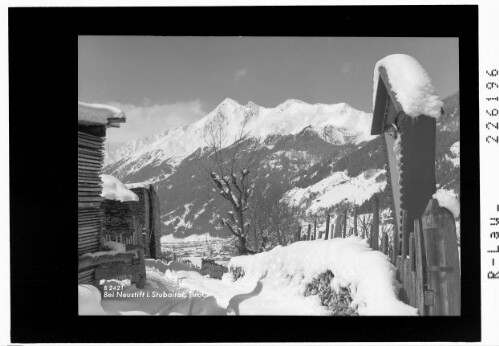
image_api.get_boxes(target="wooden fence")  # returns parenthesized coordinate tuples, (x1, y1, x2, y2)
(292, 194, 460, 316)
(395, 199, 461, 315)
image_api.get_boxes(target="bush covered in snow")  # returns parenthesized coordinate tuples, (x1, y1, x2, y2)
(229, 266, 245, 281)
(304, 270, 358, 316)
(227, 238, 417, 315)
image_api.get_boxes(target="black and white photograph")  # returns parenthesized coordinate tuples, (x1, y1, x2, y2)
(77, 35, 462, 316)
(9, 3, 492, 344)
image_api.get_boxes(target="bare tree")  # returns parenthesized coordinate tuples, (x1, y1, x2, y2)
(204, 109, 261, 255)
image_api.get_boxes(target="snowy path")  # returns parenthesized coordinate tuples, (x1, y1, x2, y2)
(176, 269, 328, 315)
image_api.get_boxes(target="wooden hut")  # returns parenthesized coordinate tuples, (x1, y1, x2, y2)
(101, 182, 162, 260)
(78, 102, 126, 284)
(78, 102, 148, 290)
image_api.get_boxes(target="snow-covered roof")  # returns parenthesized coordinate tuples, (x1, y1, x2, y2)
(373, 54, 443, 119)
(78, 101, 126, 126)
(100, 174, 139, 202)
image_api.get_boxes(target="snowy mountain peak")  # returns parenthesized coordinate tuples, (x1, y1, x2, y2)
(105, 99, 375, 172)
(218, 97, 241, 109)
(277, 99, 308, 112)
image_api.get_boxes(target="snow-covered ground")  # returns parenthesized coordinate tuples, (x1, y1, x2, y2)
(284, 169, 386, 214)
(79, 237, 416, 316)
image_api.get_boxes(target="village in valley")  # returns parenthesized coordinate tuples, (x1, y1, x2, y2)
(78, 37, 461, 316)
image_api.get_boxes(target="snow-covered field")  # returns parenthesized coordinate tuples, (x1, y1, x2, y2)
(79, 237, 416, 316)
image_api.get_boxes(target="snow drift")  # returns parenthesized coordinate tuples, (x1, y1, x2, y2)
(78, 284, 107, 315)
(227, 237, 417, 315)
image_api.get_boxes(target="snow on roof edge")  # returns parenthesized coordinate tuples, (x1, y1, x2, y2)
(101, 174, 139, 202)
(372, 54, 443, 119)
(125, 182, 151, 190)
(78, 101, 126, 126)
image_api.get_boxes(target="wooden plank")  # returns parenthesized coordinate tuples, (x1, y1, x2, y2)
(78, 187, 103, 192)
(150, 186, 162, 259)
(77, 151, 103, 160)
(78, 232, 100, 240)
(78, 130, 105, 141)
(78, 214, 102, 220)
(77, 150, 103, 158)
(78, 239, 99, 246)
(381, 232, 389, 255)
(342, 209, 347, 238)
(78, 237, 100, 246)
(333, 211, 343, 238)
(78, 246, 100, 255)
(353, 207, 358, 236)
(78, 141, 103, 150)
(78, 225, 101, 234)
(78, 218, 102, 225)
(78, 245, 100, 253)
(422, 199, 460, 316)
(78, 165, 102, 172)
(78, 196, 104, 202)
(371, 195, 379, 250)
(106, 117, 126, 124)
(325, 214, 330, 240)
(77, 135, 104, 145)
(78, 179, 101, 184)
(78, 213, 103, 219)
(409, 233, 415, 272)
(79, 202, 102, 209)
(78, 157, 103, 165)
(78, 191, 102, 197)
(414, 218, 427, 315)
(78, 268, 96, 279)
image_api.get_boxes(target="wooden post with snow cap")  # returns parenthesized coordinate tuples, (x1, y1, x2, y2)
(381, 232, 389, 255)
(325, 213, 330, 240)
(353, 206, 358, 236)
(295, 226, 302, 242)
(313, 218, 317, 241)
(342, 209, 348, 238)
(333, 212, 343, 238)
(370, 54, 449, 314)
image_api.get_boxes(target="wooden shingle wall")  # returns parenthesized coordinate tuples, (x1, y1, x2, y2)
(78, 128, 106, 283)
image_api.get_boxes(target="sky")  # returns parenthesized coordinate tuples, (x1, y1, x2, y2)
(78, 36, 459, 150)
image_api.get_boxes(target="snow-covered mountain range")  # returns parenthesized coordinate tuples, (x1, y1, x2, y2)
(104, 94, 459, 240)
(104, 98, 374, 178)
